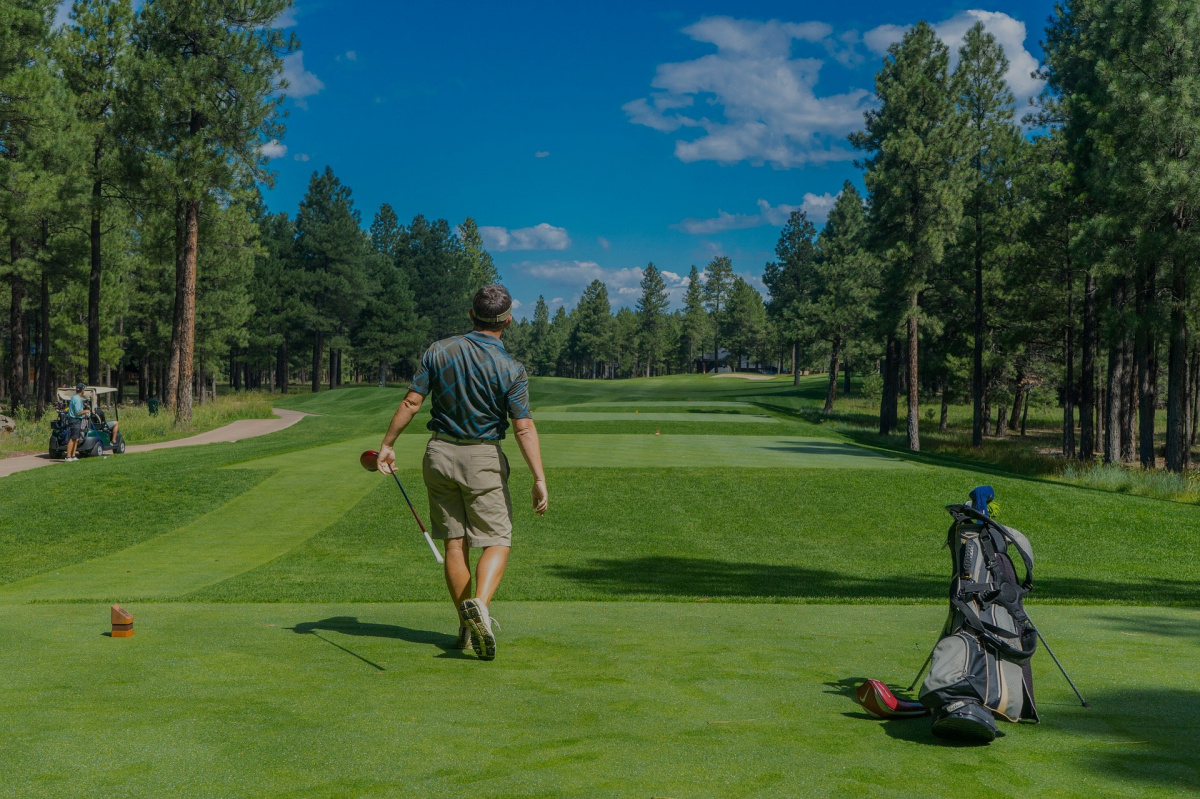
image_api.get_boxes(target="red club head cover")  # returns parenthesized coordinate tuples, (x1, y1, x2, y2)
(360, 450, 379, 472)
(855, 679, 929, 719)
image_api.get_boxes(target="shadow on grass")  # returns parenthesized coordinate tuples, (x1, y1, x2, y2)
(1053, 689, 1200, 790)
(549, 557, 1200, 603)
(289, 617, 460, 666)
(1094, 613, 1200, 642)
(823, 676, 997, 747)
(760, 441, 901, 459)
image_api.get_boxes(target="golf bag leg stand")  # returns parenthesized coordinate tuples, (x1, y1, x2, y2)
(1034, 628, 1089, 707)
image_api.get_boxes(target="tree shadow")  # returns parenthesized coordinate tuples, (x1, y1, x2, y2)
(1053, 688, 1200, 790)
(548, 556, 1200, 603)
(548, 557, 945, 599)
(760, 441, 901, 459)
(1094, 613, 1200, 642)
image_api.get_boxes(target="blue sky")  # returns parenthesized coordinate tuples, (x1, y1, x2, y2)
(258, 0, 1055, 318)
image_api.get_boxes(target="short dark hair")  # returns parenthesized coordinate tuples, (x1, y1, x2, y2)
(472, 285, 513, 332)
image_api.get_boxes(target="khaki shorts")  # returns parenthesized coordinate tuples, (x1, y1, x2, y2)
(422, 437, 514, 548)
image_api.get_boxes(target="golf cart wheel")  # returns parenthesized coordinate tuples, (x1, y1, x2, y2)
(115, 438, 125, 454)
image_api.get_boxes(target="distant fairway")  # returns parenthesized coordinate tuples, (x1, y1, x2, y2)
(2, 374, 1197, 796)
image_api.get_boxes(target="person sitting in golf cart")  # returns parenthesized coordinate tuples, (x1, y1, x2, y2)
(64, 382, 92, 462)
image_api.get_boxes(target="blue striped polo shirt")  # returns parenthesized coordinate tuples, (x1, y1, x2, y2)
(410, 331, 532, 440)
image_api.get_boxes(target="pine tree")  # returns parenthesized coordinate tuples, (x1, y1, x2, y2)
(703, 256, 734, 370)
(955, 21, 1021, 449)
(459, 217, 500, 292)
(294, 168, 369, 392)
(723, 277, 767, 371)
(529, 295, 551, 375)
(569, 280, 613, 378)
(764, 211, 818, 385)
(636, 262, 669, 377)
(126, 0, 296, 421)
(679, 265, 709, 372)
(851, 21, 969, 451)
(402, 215, 472, 340)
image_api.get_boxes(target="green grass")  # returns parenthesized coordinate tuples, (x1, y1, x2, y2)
(2, 602, 1196, 798)
(3, 375, 1199, 795)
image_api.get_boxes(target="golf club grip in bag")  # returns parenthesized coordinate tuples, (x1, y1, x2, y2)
(920, 503, 1039, 733)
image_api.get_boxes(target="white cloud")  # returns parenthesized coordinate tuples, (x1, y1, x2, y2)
(517, 260, 695, 308)
(281, 52, 324, 109)
(865, 11, 1044, 113)
(345, 50, 357, 62)
(535, 150, 550, 158)
(273, 6, 298, 27)
(511, 299, 523, 310)
(597, 236, 611, 250)
(675, 193, 839, 234)
(479, 223, 570, 251)
(293, 153, 310, 162)
(260, 139, 288, 159)
(624, 16, 871, 168)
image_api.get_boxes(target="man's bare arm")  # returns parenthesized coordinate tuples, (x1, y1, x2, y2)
(377, 391, 425, 474)
(513, 416, 548, 515)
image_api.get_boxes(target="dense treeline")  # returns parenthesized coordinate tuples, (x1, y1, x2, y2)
(5, 1, 1200, 474)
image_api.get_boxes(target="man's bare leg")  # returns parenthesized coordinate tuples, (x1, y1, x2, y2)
(443, 538, 472, 615)
(473, 545, 510, 606)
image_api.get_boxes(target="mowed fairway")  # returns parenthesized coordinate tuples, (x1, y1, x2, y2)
(2, 375, 1198, 797)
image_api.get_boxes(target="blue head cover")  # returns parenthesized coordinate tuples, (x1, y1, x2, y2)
(970, 486, 995, 516)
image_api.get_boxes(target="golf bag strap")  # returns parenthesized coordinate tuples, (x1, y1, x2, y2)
(951, 596, 1021, 640)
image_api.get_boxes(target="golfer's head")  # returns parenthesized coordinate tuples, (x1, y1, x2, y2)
(470, 285, 513, 332)
(76, 382, 86, 394)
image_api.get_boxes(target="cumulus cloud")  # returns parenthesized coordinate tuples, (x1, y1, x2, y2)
(293, 153, 310, 162)
(479, 223, 570, 252)
(624, 16, 871, 168)
(273, 6, 298, 27)
(517, 260, 695, 308)
(535, 151, 550, 158)
(597, 236, 611, 250)
(260, 139, 288, 159)
(281, 52, 324, 108)
(864, 11, 1044, 112)
(675, 193, 839, 234)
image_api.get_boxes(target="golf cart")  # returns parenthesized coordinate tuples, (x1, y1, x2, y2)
(49, 386, 126, 459)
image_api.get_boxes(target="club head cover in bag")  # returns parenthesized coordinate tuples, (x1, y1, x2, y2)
(855, 680, 930, 719)
(931, 700, 998, 744)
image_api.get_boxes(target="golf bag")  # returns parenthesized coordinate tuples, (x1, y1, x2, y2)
(920, 487, 1039, 742)
(48, 404, 71, 459)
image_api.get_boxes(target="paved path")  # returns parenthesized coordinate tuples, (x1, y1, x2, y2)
(0, 408, 309, 479)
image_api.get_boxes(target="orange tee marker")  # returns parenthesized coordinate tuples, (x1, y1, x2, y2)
(111, 604, 134, 638)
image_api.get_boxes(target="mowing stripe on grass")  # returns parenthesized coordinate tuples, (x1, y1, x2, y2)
(0, 439, 381, 603)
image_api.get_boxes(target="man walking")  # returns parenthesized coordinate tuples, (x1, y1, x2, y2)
(376, 285, 547, 661)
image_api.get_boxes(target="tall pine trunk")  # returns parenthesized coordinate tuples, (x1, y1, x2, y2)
(1165, 256, 1189, 472)
(166, 201, 186, 410)
(277, 338, 288, 394)
(87, 171, 103, 386)
(311, 332, 323, 393)
(880, 334, 899, 435)
(971, 207, 984, 450)
(1120, 338, 1136, 463)
(36, 270, 50, 417)
(792, 341, 801, 386)
(8, 238, 27, 416)
(906, 292, 920, 451)
(1079, 270, 1097, 460)
(1135, 261, 1156, 467)
(1063, 267, 1076, 459)
(823, 336, 841, 414)
(173, 199, 199, 423)
(844, 360, 851, 396)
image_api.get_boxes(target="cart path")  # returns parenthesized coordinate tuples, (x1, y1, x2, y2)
(0, 408, 309, 479)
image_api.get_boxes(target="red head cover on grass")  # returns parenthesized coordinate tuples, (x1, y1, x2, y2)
(360, 450, 379, 472)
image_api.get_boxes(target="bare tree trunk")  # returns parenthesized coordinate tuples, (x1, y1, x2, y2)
(1079, 270, 1097, 459)
(939, 383, 949, 433)
(1120, 337, 1136, 463)
(982, 396, 992, 436)
(823, 336, 841, 415)
(844, 359, 851, 396)
(1166, 256, 1189, 472)
(906, 293, 920, 451)
(329, 343, 336, 391)
(792, 341, 801, 386)
(8, 238, 28, 416)
(1063, 267, 1076, 459)
(996, 403, 1008, 437)
(1191, 349, 1200, 448)
(311, 333, 323, 393)
(36, 269, 50, 417)
(165, 202, 186, 410)
(173, 199, 199, 423)
(972, 213, 985, 449)
(1020, 391, 1030, 436)
(881, 334, 899, 435)
(1135, 262, 1156, 468)
(277, 338, 288, 394)
(87, 173, 103, 386)
(1008, 375, 1024, 433)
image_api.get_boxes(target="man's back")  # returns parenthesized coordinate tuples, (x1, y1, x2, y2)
(411, 331, 531, 440)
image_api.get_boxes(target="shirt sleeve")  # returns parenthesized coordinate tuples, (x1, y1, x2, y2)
(409, 346, 434, 396)
(505, 365, 532, 420)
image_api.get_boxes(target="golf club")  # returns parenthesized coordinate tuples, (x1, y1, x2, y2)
(361, 449, 444, 564)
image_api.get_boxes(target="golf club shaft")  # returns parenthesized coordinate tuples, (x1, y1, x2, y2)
(1034, 628, 1089, 707)
(907, 645, 935, 692)
(388, 469, 444, 564)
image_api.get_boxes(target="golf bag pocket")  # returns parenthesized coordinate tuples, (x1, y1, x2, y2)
(921, 631, 1032, 723)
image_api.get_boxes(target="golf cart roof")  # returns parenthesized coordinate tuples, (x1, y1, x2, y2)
(56, 385, 117, 403)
